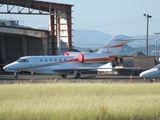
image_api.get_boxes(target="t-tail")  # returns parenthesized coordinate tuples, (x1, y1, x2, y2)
(96, 35, 135, 55)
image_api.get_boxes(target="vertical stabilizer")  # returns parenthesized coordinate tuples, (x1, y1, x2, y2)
(96, 35, 134, 55)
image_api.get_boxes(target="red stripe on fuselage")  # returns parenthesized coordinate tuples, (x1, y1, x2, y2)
(34, 56, 114, 68)
(103, 44, 124, 48)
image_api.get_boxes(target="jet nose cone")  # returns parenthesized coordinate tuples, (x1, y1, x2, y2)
(139, 72, 144, 77)
(3, 64, 17, 72)
(139, 70, 149, 77)
(139, 69, 156, 78)
(3, 65, 8, 71)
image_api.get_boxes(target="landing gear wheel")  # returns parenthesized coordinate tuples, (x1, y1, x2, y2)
(150, 78, 155, 83)
(61, 74, 67, 78)
(150, 79, 153, 83)
(14, 73, 18, 80)
(75, 72, 81, 79)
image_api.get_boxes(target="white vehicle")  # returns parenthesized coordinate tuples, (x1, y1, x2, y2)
(139, 64, 160, 82)
(0, 19, 19, 27)
(0, 18, 31, 28)
(3, 35, 135, 79)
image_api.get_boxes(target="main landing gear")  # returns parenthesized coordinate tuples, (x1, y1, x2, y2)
(61, 71, 81, 79)
(73, 71, 81, 79)
(61, 74, 67, 78)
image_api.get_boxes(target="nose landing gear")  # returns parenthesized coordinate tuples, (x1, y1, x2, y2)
(143, 77, 156, 83)
(14, 72, 18, 80)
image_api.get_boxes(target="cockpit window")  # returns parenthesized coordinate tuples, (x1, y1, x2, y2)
(152, 64, 160, 70)
(17, 59, 28, 63)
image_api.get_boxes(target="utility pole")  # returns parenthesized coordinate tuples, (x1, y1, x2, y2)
(144, 14, 152, 56)
(154, 33, 160, 62)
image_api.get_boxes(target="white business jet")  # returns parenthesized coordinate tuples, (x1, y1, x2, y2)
(3, 35, 135, 79)
(139, 64, 160, 82)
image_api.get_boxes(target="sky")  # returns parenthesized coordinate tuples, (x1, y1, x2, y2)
(0, 0, 160, 36)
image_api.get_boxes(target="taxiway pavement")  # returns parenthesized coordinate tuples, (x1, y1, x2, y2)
(0, 72, 158, 84)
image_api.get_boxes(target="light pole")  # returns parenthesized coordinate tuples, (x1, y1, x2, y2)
(144, 14, 152, 56)
(56, 10, 61, 55)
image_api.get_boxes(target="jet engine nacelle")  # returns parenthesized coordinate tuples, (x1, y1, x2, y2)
(63, 52, 84, 63)
(78, 53, 84, 63)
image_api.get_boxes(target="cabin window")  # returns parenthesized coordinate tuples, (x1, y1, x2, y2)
(40, 59, 43, 62)
(45, 59, 47, 62)
(158, 65, 160, 70)
(55, 59, 57, 62)
(50, 59, 52, 62)
(59, 59, 61, 62)
(64, 59, 66, 61)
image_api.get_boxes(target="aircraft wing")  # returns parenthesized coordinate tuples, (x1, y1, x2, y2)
(52, 67, 111, 72)
(53, 67, 97, 71)
(114, 66, 140, 69)
(53, 66, 140, 72)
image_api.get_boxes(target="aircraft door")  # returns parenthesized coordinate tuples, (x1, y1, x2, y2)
(34, 58, 39, 67)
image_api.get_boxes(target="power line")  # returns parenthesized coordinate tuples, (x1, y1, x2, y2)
(75, 17, 145, 29)
(150, 21, 160, 31)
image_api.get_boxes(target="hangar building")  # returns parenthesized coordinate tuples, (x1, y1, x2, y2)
(0, 0, 73, 67)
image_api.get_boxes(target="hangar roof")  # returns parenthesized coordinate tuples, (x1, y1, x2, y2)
(0, 0, 73, 14)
